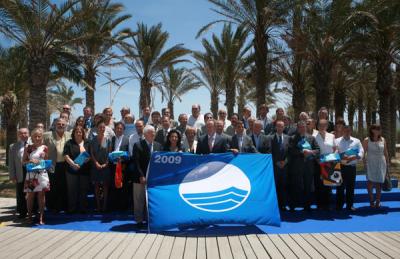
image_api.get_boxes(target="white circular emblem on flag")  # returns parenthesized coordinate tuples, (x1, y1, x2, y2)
(179, 161, 251, 212)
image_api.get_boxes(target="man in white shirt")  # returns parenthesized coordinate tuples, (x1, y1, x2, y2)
(335, 125, 364, 211)
(128, 120, 145, 156)
(217, 109, 231, 130)
(188, 104, 204, 130)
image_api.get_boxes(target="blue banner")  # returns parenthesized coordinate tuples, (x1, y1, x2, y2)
(147, 152, 280, 232)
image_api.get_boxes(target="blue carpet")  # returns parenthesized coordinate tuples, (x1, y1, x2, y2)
(34, 201, 400, 236)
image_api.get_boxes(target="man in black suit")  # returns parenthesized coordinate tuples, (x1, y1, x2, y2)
(196, 119, 230, 154)
(109, 122, 130, 211)
(250, 120, 270, 154)
(230, 121, 257, 153)
(155, 115, 171, 147)
(288, 121, 320, 211)
(268, 120, 290, 210)
(132, 125, 162, 227)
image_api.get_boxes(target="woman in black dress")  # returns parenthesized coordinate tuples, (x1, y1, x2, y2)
(163, 129, 183, 152)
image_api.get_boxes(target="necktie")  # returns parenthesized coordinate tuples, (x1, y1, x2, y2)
(279, 135, 284, 156)
(238, 136, 243, 152)
(208, 136, 213, 151)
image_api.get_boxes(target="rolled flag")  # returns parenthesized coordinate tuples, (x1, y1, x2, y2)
(74, 151, 90, 166)
(320, 152, 340, 163)
(108, 151, 129, 163)
(340, 148, 359, 158)
(297, 139, 311, 150)
(26, 160, 52, 172)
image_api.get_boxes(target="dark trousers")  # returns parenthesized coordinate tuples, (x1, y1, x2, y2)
(314, 163, 331, 209)
(336, 165, 356, 209)
(66, 172, 89, 212)
(46, 162, 68, 211)
(16, 181, 27, 216)
(108, 164, 130, 211)
(274, 165, 288, 209)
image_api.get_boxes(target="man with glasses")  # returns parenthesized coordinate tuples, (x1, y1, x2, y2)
(120, 107, 130, 123)
(44, 118, 71, 212)
(198, 112, 213, 137)
(83, 106, 94, 129)
(188, 104, 205, 130)
(218, 109, 231, 130)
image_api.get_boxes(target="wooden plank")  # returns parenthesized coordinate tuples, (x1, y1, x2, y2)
(245, 235, 270, 258)
(217, 236, 233, 259)
(206, 237, 220, 259)
(382, 232, 400, 243)
(0, 226, 16, 234)
(183, 237, 197, 259)
(2, 229, 57, 258)
(289, 234, 324, 259)
(69, 232, 110, 258)
(78, 232, 119, 258)
(353, 232, 399, 258)
(0, 227, 39, 246)
(155, 235, 175, 259)
(268, 234, 297, 258)
(238, 235, 257, 259)
(170, 237, 186, 259)
(132, 234, 157, 259)
(145, 234, 164, 259)
(111, 233, 146, 259)
(20, 230, 74, 258)
(367, 232, 400, 248)
(311, 233, 351, 259)
(321, 233, 364, 259)
(333, 233, 379, 259)
(343, 232, 391, 259)
(43, 231, 92, 258)
(0, 227, 35, 243)
(57, 231, 101, 258)
(257, 235, 283, 259)
(278, 234, 310, 259)
(93, 232, 129, 259)
(197, 237, 207, 259)
(227, 236, 246, 259)
(300, 233, 337, 259)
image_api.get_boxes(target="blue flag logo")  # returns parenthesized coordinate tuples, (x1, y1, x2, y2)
(147, 152, 280, 232)
(179, 161, 251, 212)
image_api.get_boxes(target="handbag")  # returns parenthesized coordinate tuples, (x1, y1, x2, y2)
(382, 167, 392, 192)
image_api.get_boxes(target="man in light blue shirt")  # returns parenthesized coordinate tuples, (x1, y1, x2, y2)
(335, 125, 364, 211)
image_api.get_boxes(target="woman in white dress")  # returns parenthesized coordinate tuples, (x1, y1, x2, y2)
(22, 128, 50, 224)
(362, 124, 389, 208)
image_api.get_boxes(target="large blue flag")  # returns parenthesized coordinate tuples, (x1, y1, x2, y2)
(146, 152, 280, 232)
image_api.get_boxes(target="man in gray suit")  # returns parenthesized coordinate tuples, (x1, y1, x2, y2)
(8, 128, 29, 218)
(230, 121, 257, 153)
(251, 120, 270, 154)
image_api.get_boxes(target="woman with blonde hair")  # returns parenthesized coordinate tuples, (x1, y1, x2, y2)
(22, 128, 50, 224)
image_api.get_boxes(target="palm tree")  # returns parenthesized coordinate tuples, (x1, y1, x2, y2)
(199, 0, 289, 115)
(208, 24, 251, 117)
(74, 0, 132, 112)
(0, 46, 29, 162)
(160, 66, 201, 119)
(348, 0, 400, 156)
(193, 44, 224, 117)
(124, 23, 191, 112)
(0, 0, 89, 129)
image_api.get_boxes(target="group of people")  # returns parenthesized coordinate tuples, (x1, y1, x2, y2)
(8, 103, 389, 227)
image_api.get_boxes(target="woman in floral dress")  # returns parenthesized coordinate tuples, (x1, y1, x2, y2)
(22, 128, 50, 224)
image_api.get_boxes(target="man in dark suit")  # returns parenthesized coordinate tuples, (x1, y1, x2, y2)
(155, 115, 171, 147)
(196, 119, 230, 154)
(250, 120, 270, 154)
(230, 121, 257, 153)
(288, 121, 320, 211)
(132, 125, 162, 227)
(268, 120, 290, 210)
(109, 122, 130, 211)
(176, 113, 188, 137)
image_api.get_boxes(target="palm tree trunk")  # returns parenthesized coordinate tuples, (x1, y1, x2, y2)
(28, 61, 49, 130)
(1, 91, 18, 165)
(210, 88, 219, 118)
(366, 100, 372, 129)
(140, 78, 152, 113)
(17, 88, 29, 128)
(84, 69, 96, 113)
(292, 80, 306, 122)
(167, 100, 174, 119)
(225, 80, 236, 118)
(254, 21, 268, 116)
(389, 93, 397, 157)
(313, 60, 332, 113)
(376, 59, 393, 157)
(348, 100, 355, 128)
(333, 71, 346, 119)
(237, 83, 246, 119)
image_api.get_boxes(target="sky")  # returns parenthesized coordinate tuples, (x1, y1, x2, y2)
(3, 0, 290, 120)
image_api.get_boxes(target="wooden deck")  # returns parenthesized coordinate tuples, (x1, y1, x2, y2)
(0, 226, 398, 258)
(0, 198, 399, 258)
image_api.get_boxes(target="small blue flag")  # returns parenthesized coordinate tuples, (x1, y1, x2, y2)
(26, 160, 52, 172)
